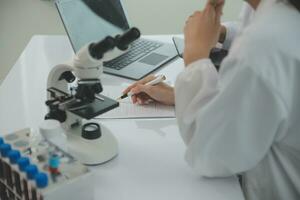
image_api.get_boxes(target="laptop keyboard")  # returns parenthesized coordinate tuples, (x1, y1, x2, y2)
(104, 39, 163, 70)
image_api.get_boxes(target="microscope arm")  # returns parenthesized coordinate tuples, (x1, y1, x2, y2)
(46, 37, 117, 100)
(47, 64, 75, 99)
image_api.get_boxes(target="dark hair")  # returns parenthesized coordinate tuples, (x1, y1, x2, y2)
(288, 0, 300, 12)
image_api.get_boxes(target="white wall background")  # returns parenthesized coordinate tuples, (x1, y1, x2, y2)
(0, 0, 243, 83)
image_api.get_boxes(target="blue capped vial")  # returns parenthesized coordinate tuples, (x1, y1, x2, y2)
(17, 157, 30, 171)
(0, 143, 12, 157)
(35, 172, 49, 188)
(8, 150, 21, 164)
(25, 164, 39, 180)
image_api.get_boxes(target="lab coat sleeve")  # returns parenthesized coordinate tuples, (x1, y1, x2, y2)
(221, 2, 254, 50)
(175, 59, 287, 177)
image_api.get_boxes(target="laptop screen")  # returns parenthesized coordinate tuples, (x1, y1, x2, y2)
(56, 0, 130, 52)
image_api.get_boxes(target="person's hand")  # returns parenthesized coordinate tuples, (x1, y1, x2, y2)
(122, 75, 175, 106)
(184, 0, 225, 66)
(219, 25, 227, 44)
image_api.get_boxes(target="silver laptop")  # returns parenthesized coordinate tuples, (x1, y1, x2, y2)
(55, 0, 178, 80)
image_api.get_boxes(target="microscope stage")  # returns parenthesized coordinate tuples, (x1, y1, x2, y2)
(67, 94, 119, 120)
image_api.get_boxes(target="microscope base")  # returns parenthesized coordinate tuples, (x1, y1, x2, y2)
(66, 123, 118, 165)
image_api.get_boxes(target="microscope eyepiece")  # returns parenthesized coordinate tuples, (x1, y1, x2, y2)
(88, 28, 140, 58)
(115, 27, 141, 51)
(89, 36, 115, 59)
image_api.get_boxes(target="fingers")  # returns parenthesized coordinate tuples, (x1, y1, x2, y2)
(131, 94, 138, 104)
(128, 83, 153, 104)
(185, 11, 200, 25)
(123, 86, 133, 95)
(130, 84, 153, 96)
(122, 75, 156, 94)
(186, 0, 224, 22)
(184, 11, 202, 34)
(216, 0, 225, 7)
(204, 0, 224, 24)
(128, 82, 174, 105)
(134, 93, 153, 105)
(215, 0, 225, 20)
(131, 92, 152, 105)
(205, 0, 217, 11)
(206, 0, 224, 8)
(137, 74, 156, 85)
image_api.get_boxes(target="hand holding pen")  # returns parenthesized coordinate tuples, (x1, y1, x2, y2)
(118, 74, 166, 100)
(120, 74, 175, 106)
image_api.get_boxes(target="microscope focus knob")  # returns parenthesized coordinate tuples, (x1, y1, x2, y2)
(59, 71, 76, 83)
(45, 103, 67, 123)
(92, 82, 103, 94)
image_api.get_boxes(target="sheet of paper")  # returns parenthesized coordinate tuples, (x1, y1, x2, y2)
(96, 86, 175, 119)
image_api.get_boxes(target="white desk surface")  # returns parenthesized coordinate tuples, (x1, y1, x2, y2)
(0, 35, 244, 200)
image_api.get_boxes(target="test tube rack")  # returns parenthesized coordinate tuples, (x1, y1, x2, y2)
(0, 129, 93, 200)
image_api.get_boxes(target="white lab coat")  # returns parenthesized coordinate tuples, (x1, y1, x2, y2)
(175, 0, 300, 199)
(222, 3, 255, 50)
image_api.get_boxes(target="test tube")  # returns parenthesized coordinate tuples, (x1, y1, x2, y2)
(16, 156, 30, 200)
(11, 157, 27, 198)
(34, 172, 48, 200)
(0, 143, 13, 199)
(8, 150, 22, 200)
(0, 179, 6, 200)
(22, 164, 38, 200)
(0, 138, 7, 200)
(22, 179, 30, 200)
(31, 188, 38, 200)
(0, 137, 4, 179)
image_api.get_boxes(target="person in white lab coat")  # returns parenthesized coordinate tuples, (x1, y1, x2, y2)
(123, 0, 300, 199)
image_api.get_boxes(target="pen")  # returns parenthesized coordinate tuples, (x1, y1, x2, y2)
(116, 75, 166, 101)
